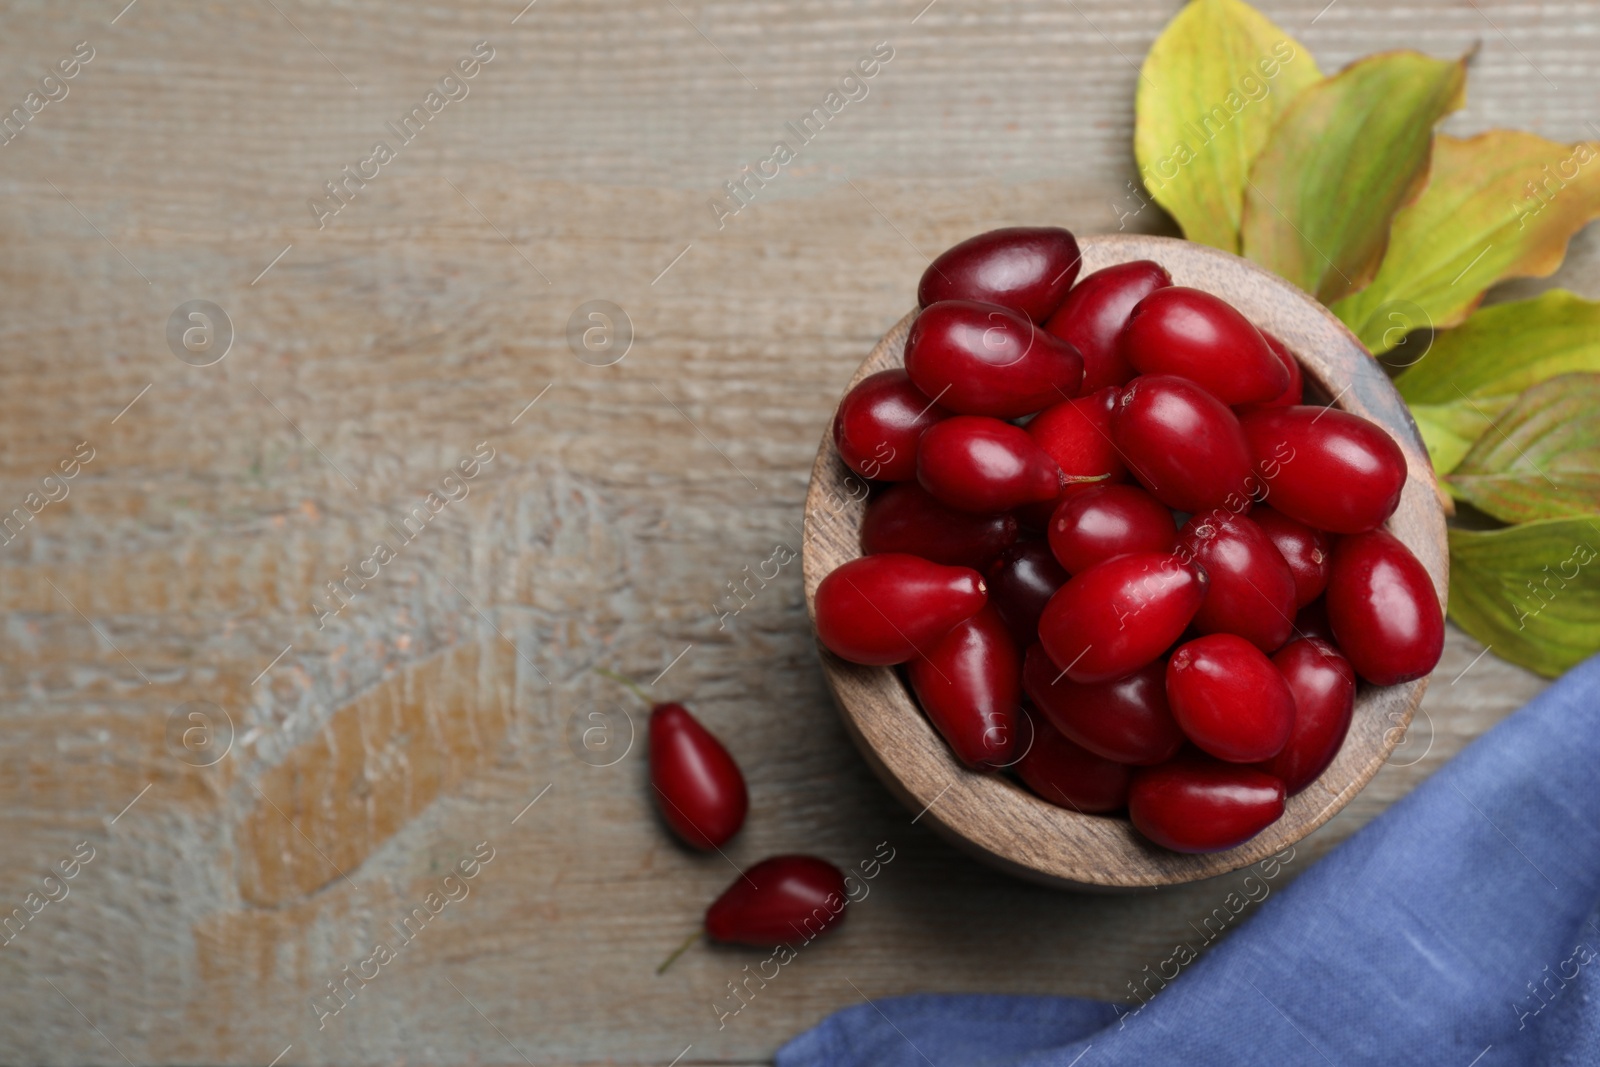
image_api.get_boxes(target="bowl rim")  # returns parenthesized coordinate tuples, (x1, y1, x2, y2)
(800, 233, 1448, 890)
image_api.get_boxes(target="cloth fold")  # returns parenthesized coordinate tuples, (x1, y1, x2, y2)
(778, 655, 1600, 1067)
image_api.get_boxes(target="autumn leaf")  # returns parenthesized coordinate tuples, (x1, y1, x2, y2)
(1449, 517, 1600, 677)
(1409, 393, 1517, 476)
(1395, 289, 1600, 404)
(1444, 374, 1600, 523)
(1134, 0, 1320, 254)
(1240, 50, 1467, 304)
(1334, 132, 1600, 353)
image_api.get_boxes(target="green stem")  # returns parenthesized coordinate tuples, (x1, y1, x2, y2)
(593, 666, 652, 705)
(656, 929, 702, 975)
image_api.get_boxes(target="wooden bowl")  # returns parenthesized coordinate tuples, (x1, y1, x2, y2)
(801, 234, 1448, 890)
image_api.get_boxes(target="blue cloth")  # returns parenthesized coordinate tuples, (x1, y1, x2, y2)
(779, 655, 1600, 1067)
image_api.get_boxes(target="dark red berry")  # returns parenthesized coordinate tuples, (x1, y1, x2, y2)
(705, 855, 848, 945)
(1043, 260, 1171, 393)
(1022, 645, 1183, 765)
(917, 416, 1062, 514)
(1026, 387, 1128, 500)
(984, 539, 1068, 646)
(1251, 506, 1332, 610)
(1049, 484, 1177, 575)
(1326, 528, 1444, 685)
(1239, 405, 1407, 534)
(1112, 374, 1253, 514)
(1295, 598, 1333, 642)
(1015, 711, 1131, 814)
(815, 553, 986, 665)
(1252, 638, 1356, 794)
(1166, 634, 1295, 762)
(1037, 551, 1208, 684)
(832, 369, 948, 482)
(862, 482, 1018, 569)
(908, 606, 1022, 769)
(1120, 287, 1288, 405)
(904, 301, 1083, 418)
(918, 226, 1082, 322)
(1129, 756, 1286, 853)
(1177, 509, 1298, 652)
(650, 703, 749, 850)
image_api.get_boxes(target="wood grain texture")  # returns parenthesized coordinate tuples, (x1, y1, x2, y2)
(0, 0, 1577, 1063)
(801, 235, 1447, 888)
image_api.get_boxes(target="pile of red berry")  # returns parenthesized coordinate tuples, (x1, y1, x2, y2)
(818, 227, 1445, 854)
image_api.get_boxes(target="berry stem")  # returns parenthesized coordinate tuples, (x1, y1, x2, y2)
(593, 667, 653, 705)
(656, 929, 702, 975)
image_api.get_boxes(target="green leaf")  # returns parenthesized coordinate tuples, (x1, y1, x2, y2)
(1409, 394, 1517, 475)
(1134, 0, 1321, 254)
(1445, 374, 1600, 522)
(1449, 517, 1600, 677)
(1394, 289, 1600, 405)
(1334, 132, 1600, 352)
(1240, 50, 1467, 304)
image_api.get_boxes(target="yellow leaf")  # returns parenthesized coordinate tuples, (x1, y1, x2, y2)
(1334, 132, 1600, 352)
(1134, 0, 1320, 254)
(1241, 51, 1467, 304)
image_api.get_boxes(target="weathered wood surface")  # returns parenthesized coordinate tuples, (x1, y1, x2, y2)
(0, 0, 1575, 1063)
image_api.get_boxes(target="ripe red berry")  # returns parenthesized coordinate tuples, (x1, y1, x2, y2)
(1250, 506, 1332, 610)
(984, 539, 1068, 646)
(1252, 638, 1356, 794)
(908, 606, 1022, 770)
(1129, 756, 1286, 853)
(1112, 374, 1253, 514)
(1026, 386, 1128, 501)
(918, 226, 1082, 322)
(1326, 528, 1444, 685)
(1048, 483, 1177, 575)
(705, 855, 848, 945)
(1022, 645, 1183, 765)
(832, 369, 949, 482)
(917, 416, 1062, 513)
(649, 702, 749, 850)
(1250, 332, 1304, 409)
(1037, 551, 1208, 685)
(1166, 634, 1295, 762)
(904, 301, 1083, 418)
(1177, 509, 1298, 652)
(1239, 405, 1407, 534)
(1120, 287, 1289, 405)
(815, 553, 986, 665)
(1043, 260, 1172, 393)
(1015, 711, 1132, 814)
(861, 482, 1018, 569)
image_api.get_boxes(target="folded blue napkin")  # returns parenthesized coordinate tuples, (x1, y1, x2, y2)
(779, 654, 1600, 1067)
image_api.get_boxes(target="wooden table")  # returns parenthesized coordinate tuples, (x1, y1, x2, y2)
(0, 1, 1580, 1062)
